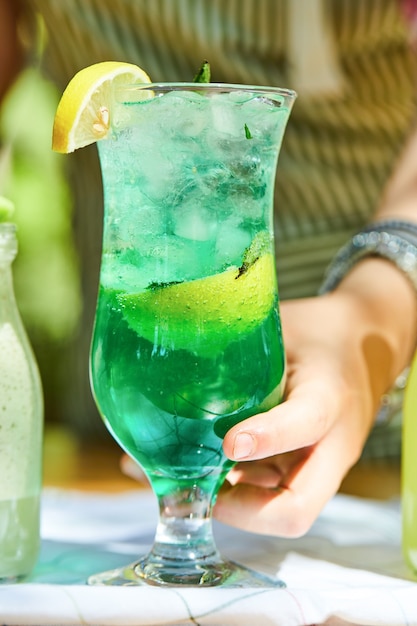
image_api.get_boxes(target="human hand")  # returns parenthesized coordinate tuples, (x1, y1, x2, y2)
(214, 258, 416, 537)
(120, 258, 416, 537)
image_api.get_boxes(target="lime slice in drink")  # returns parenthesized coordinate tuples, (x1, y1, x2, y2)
(117, 251, 277, 355)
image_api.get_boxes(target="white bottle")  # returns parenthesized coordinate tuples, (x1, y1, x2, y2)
(0, 221, 43, 580)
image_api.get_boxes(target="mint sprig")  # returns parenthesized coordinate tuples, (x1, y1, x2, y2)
(193, 61, 211, 83)
(244, 123, 252, 139)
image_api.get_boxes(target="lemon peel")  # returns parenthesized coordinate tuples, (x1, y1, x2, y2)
(52, 61, 152, 153)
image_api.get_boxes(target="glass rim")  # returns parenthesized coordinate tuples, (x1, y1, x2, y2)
(116, 82, 297, 100)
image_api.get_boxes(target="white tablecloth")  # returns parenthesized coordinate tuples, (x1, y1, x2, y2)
(1, 488, 417, 625)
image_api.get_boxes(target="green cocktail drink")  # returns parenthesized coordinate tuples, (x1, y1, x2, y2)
(89, 83, 295, 586)
(93, 252, 283, 493)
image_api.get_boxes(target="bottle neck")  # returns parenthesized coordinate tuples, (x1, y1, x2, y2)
(0, 223, 18, 307)
(0, 222, 18, 262)
(0, 262, 13, 294)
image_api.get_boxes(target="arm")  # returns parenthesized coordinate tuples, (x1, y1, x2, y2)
(215, 126, 417, 537)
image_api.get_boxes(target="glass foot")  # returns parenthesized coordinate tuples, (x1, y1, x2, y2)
(88, 557, 285, 588)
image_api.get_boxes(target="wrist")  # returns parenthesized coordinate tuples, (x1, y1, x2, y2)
(319, 220, 417, 389)
(320, 220, 417, 296)
(331, 256, 417, 397)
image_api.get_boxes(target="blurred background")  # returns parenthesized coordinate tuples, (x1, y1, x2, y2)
(1, 65, 81, 426)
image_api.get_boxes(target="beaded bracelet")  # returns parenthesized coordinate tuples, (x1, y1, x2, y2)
(319, 219, 417, 425)
(319, 219, 417, 295)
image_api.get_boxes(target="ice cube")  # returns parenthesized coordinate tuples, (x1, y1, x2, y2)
(215, 220, 252, 267)
(173, 204, 217, 241)
(210, 92, 244, 137)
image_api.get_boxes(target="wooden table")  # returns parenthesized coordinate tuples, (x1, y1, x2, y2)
(43, 425, 138, 492)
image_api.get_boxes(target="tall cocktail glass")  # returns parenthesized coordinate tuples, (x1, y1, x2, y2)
(89, 83, 296, 587)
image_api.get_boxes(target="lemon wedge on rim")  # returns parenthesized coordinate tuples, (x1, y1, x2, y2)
(52, 61, 152, 154)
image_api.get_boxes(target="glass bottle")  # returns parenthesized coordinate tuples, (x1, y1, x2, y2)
(402, 351, 417, 574)
(0, 222, 43, 581)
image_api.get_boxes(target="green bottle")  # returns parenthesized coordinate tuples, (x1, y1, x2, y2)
(402, 351, 417, 574)
(0, 215, 43, 581)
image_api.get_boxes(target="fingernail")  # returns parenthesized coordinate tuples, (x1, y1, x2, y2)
(233, 432, 255, 459)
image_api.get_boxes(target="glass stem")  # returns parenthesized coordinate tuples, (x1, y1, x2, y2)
(150, 478, 221, 564)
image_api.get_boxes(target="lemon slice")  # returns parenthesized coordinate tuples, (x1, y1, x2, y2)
(117, 252, 277, 355)
(52, 61, 152, 153)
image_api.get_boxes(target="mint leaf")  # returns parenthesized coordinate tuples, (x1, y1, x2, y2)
(193, 61, 211, 83)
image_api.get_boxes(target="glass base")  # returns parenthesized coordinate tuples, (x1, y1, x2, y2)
(88, 557, 285, 588)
